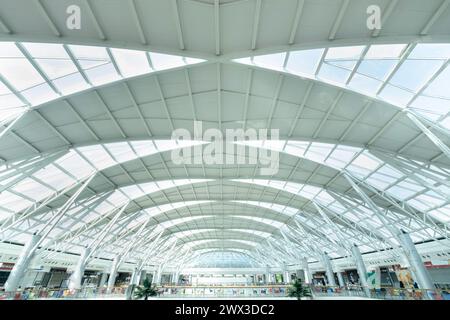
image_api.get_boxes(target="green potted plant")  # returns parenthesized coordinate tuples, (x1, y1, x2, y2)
(287, 279, 312, 300)
(133, 278, 158, 300)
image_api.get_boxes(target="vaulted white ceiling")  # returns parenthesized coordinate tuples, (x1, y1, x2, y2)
(0, 0, 449, 270)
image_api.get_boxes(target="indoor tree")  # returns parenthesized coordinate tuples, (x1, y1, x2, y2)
(288, 279, 312, 300)
(133, 278, 158, 300)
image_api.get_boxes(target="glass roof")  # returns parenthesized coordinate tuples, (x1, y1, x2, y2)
(1, 38, 449, 269)
(0, 42, 204, 122)
(237, 140, 450, 225)
(187, 251, 261, 268)
(234, 43, 450, 130)
(1, 136, 448, 261)
(0, 139, 206, 221)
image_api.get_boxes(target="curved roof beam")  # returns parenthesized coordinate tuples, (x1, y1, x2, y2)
(64, 199, 299, 244)
(5, 136, 447, 229)
(65, 197, 382, 260)
(181, 250, 266, 269)
(0, 42, 205, 125)
(2, 136, 446, 236)
(9, 173, 442, 258)
(171, 229, 268, 244)
(5, 157, 444, 262)
(231, 42, 450, 131)
(187, 240, 256, 252)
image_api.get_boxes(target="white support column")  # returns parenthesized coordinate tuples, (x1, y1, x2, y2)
(398, 230, 436, 294)
(68, 247, 91, 291)
(155, 265, 163, 285)
(285, 269, 291, 284)
(337, 271, 345, 288)
(301, 257, 312, 284)
(265, 266, 271, 284)
(126, 262, 141, 300)
(129, 261, 141, 286)
(138, 270, 147, 285)
(99, 272, 108, 288)
(351, 245, 370, 296)
(106, 255, 121, 294)
(151, 270, 156, 284)
(322, 252, 337, 287)
(4, 234, 41, 292)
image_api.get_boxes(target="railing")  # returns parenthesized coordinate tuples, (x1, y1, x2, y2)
(0, 286, 127, 300)
(310, 285, 448, 300)
(156, 284, 291, 298)
(1, 284, 449, 300)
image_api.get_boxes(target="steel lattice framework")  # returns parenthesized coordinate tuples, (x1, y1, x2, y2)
(0, 0, 449, 273)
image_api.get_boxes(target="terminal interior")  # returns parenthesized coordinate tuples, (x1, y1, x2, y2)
(0, 0, 450, 300)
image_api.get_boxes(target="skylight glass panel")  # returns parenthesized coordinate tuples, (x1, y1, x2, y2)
(22, 43, 68, 59)
(285, 49, 324, 75)
(69, 45, 109, 61)
(233, 57, 252, 65)
(0, 191, 33, 211)
(326, 46, 365, 60)
(0, 89, 25, 109)
(78, 145, 116, 170)
(104, 142, 135, 163)
(184, 57, 204, 65)
(407, 199, 432, 212)
(150, 53, 185, 70)
(261, 139, 285, 151)
(52, 72, 90, 95)
(428, 207, 450, 223)
(357, 60, 397, 81)
(351, 152, 382, 171)
(0, 57, 44, 91)
(83, 62, 121, 86)
(414, 191, 446, 208)
(423, 64, 450, 99)
(0, 209, 13, 221)
(11, 178, 53, 201)
(386, 179, 425, 200)
(327, 59, 358, 70)
(324, 146, 359, 169)
(348, 73, 381, 96)
(160, 216, 208, 228)
(0, 42, 23, 58)
(298, 185, 322, 199)
(409, 43, 450, 59)
(252, 53, 286, 71)
(365, 44, 406, 59)
(284, 141, 309, 156)
(120, 184, 145, 199)
(305, 143, 334, 163)
(389, 59, 443, 93)
(366, 172, 397, 190)
(409, 95, 450, 119)
(111, 48, 151, 77)
(440, 116, 450, 129)
(130, 140, 158, 156)
(315, 190, 335, 205)
(35, 58, 77, 80)
(55, 151, 93, 178)
(95, 201, 116, 215)
(21, 83, 58, 105)
(379, 84, 414, 106)
(318, 63, 351, 84)
(32, 164, 75, 190)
